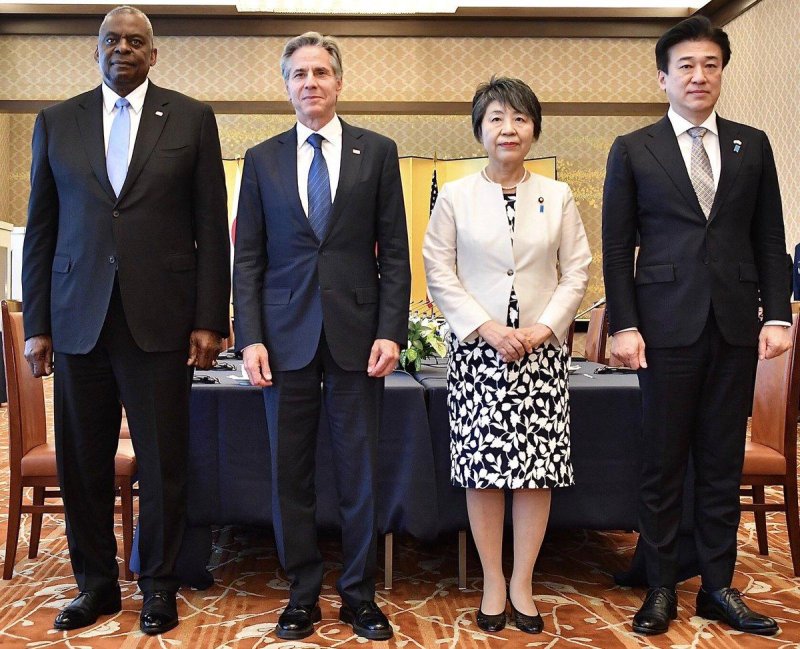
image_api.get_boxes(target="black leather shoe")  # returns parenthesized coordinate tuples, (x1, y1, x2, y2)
(54, 586, 122, 630)
(476, 597, 506, 633)
(632, 587, 677, 635)
(339, 600, 393, 640)
(276, 602, 321, 640)
(696, 587, 779, 636)
(140, 590, 179, 635)
(509, 598, 543, 634)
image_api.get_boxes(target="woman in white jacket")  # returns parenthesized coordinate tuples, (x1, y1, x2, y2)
(423, 77, 591, 635)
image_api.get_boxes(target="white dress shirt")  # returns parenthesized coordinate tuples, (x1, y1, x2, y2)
(295, 115, 342, 216)
(101, 79, 149, 166)
(668, 107, 720, 190)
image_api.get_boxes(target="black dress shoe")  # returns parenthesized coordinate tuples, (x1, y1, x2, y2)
(339, 600, 393, 640)
(140, 590, 179, 635)
(696, 587, 779, 636)
(54, 586, 122, 630)
(476, 597, 506, 633)
(632, 587, 677, 635)
(509, 598, 543, 634)
(276, 602, 321, 640)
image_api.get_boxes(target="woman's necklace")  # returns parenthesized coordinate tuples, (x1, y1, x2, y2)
(482, 167, 529, 192)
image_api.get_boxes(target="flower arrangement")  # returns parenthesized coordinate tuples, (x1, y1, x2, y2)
(399, 301, 448, 372)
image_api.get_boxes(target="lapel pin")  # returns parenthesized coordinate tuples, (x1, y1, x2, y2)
(352, 149, 361, 155)
(733, 139, 741, 153)
(538, 196, 544, 213)
(155, 110, 164, 117)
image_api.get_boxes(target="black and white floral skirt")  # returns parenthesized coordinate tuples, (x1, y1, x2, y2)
(447, 291, 574, 490)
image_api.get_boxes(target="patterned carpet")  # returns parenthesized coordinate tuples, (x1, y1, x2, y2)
(1, 377, 799, 648)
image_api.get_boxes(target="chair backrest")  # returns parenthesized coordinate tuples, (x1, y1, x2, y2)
(565, 321, 576, 357)
(750, 314, 800, 468)
(2, 300, 47, 472)
(584, 306, 609, 364)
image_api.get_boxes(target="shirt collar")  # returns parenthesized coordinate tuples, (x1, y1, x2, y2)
(667, 107, 718, 137)
(296, 114, 342, 150)
(101, 79, 149, 115)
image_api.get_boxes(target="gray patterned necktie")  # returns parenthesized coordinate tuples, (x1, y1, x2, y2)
(306, 133, 332, 240)
(107, 97, 131, 197)
(687, 126, 715, 218)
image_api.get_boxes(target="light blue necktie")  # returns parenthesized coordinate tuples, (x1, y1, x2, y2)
(306, 133, 332, 240)
(107, 97, 131, 197)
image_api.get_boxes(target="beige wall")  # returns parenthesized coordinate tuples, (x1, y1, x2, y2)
(0, 32, 666, 309)
(0, 114, 10, 224)
(717, 0, 800, 251)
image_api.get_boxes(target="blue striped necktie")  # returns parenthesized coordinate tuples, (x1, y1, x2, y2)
(306, 132, 332, 240)
(107, 97, 131, 197)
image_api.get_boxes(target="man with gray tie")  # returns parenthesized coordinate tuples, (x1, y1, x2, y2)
(22, 5, 230, 634)
(233, 32, 410, 641)
(602, 15, 791, 637)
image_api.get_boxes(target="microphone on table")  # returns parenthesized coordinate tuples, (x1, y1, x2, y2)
(574, 296, 606, 321)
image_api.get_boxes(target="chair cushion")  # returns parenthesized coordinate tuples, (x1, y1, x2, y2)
(21, 440, 137, 477)
(741, 441, 786, 477)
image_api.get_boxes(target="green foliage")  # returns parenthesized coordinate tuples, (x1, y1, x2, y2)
(399, 312, 448, 372)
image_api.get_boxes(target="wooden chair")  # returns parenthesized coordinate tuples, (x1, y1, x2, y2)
(584, 306, 609, 364)
(565, 321, 576, 357)
(740, 314, 800, 576)
(2, 300, 137, 580)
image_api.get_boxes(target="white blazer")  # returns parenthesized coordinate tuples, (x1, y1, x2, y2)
(423, 171, 592, 344)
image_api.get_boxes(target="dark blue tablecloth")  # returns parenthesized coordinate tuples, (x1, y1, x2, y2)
(414, 360, 643, 534)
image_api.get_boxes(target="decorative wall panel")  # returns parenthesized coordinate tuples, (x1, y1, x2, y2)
(0, 35, 662, 104)
(717, 0, 800, 252)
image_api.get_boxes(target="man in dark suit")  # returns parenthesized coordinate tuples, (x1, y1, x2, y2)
(602, 15, 791, 638)
(22, 6, 230, 635)
(233, 32, 410, 642)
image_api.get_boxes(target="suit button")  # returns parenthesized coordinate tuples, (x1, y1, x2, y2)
(703, 257, 709, 265)
(507, 269, 514, 276)
(112, 210, 120, 218)
(108, 256, 116, 264)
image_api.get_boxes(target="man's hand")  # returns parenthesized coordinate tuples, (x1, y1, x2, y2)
(187, 329, 224, 370)
(477, 321, 530, 362)
(367, 339, 400, 377)
(24, 334, 54, 377)
(759, 324, 792, 361)
(610, 330, 647, 369)
(243, 343, 273, 387)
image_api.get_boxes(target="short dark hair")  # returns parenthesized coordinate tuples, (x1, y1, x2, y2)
(471, 76, 542, 142)
(655, 15, 731, 73)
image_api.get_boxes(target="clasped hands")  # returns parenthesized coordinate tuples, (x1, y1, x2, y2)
(477, 321, 553, 363)
(242, 338, 400, 387)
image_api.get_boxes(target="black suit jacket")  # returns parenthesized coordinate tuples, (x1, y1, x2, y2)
(22, 83, 231, 353)
(602, 114, 790, 348)
(232, 119, 410, 372)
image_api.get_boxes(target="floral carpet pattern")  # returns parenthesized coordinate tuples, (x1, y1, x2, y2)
(0, 378, 799, 648)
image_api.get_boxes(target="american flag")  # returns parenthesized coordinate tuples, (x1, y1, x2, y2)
(429, 166, 438, 215)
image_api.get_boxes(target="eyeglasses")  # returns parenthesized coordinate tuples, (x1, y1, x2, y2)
(192, 375, 220, 384)
(593, 366, 638, 375)
(210, 361, 236, 371)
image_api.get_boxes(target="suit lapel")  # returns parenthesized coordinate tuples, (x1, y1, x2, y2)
(76, 86, 116, 202)
(709, 116, 745, 223)
(117, 82, 169, 203)
(275, 127, 314, 234)
(326, 120, 364, 241)
(645, 115, 706, 221)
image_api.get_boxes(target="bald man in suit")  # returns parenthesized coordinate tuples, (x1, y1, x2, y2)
(22, 5, 230, 635)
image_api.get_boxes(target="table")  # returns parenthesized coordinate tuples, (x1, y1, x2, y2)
(172, 363, 438, 586)
(414, 360, 644, 535)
